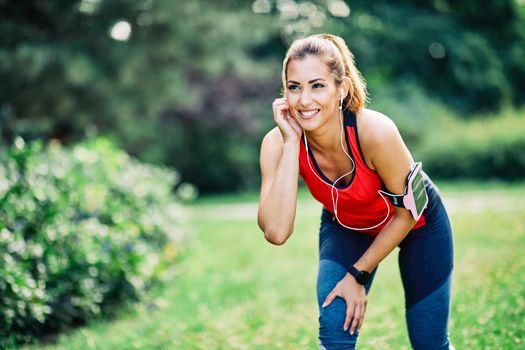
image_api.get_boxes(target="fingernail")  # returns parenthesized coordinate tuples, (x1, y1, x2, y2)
(350, 330, 354, 335)
(322, 303, 326, 308)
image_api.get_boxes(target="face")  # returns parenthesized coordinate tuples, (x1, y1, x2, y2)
(285, 55, 342, 131)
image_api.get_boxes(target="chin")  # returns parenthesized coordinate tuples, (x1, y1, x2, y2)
(298, 122, 319, 132)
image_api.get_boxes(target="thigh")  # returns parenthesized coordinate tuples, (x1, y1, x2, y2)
(318, 208, 376, 268)
(317, 210, 378, 349)
(398, 201, 454, 350)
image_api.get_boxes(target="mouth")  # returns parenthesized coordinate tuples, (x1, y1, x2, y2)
(299, 109, 320, 120)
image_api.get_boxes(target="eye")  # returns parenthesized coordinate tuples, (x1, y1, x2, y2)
(313, 83, 325, 88)
(287, 85, 299, 90)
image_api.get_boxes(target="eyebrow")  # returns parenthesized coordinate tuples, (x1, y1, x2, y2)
(287, 78, 326, 84)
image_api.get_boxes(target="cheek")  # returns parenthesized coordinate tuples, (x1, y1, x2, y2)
(319, 99, 335, 110)
(314, 90, 333, 102)
(286, 94, 300, 107)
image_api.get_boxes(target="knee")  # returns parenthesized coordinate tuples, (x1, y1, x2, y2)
(318, 298, 358, 350)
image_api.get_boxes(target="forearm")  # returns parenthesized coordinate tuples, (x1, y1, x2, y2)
(258, 142, 300, 244)
(353, 214, 416, 272)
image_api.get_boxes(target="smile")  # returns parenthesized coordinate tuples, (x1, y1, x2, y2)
(299, 109, 320, 119)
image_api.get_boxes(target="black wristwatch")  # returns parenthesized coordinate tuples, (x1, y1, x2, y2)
(346, 265, 371, 285)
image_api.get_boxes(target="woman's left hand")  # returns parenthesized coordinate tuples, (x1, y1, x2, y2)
(322, 273, 368, 335)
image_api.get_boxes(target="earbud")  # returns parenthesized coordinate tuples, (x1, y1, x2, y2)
(340, 90, 344, 100)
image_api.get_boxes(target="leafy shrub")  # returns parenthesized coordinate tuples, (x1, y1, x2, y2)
(415, 109, 525, 180)
(368, 79, 455, 149)
(0, 137, 184, 346)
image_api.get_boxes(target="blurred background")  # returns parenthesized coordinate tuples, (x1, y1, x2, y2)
(1, 0, 524, 349)
(2, 0, 524, 193)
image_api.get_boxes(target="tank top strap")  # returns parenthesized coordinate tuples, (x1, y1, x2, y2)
(342, 109, 371, 172)
(342, 108, 357, 128)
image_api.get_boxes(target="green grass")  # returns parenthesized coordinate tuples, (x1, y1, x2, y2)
(24, 183, 525, 349)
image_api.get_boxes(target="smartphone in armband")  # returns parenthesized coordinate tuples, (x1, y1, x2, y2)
(384, 162, 429, 221)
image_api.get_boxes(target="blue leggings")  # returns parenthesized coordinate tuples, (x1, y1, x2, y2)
(317, 180, 454, 350)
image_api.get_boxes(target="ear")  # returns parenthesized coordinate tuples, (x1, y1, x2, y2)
(340, 77, 352, 100)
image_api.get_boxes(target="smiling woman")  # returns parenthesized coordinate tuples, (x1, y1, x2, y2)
(257, 34, 456, 350)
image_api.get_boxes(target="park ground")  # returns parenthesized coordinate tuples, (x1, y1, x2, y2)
(26, 181, 525, 350)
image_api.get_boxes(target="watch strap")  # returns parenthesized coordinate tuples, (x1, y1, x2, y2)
(346, 265, 370, 285)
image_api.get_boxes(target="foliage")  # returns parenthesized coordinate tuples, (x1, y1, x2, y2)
(0, 0, 281, 194)
(324, 1, 524, 113)
(367, 79, 456, 149)
(0, 137, 184, 346)
(1, 0, 524, 193)
(415, 109, 525, 180)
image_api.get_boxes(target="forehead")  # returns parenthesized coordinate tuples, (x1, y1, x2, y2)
(287, 55, 332, 82)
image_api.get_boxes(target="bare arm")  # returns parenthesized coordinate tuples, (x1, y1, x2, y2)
(257, 129, 300, 245)
(257, 97, 303, 245)
(352, 113, 417, 272)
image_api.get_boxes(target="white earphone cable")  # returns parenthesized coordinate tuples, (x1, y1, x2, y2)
(303, 93, 391, 231)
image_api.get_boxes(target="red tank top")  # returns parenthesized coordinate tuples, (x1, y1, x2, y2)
(298, 110, 426, 236)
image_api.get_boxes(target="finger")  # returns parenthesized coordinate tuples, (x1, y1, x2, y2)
(272, 99, 288, 108)
(358, 302, 367, 330)
(273, 103, 287, 113)
(272, 99, 289, 111)
(322, 291, 337, 308)
(350, 304, 361, 335)
(274, 105, 289, 121)
(344, 302, 356, 331)
(357, 311, 364, 331)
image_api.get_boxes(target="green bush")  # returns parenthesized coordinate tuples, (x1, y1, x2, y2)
(0, 137, 184, 346)
(415, 109, 525, 180)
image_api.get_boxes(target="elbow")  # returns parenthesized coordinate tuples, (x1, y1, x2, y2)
(403, 211, 418, 228)
(258, 222, 292, 246)
(264, 230, 290, 246)
(393, 210, 418, 230)
(257, 212, 293, 245)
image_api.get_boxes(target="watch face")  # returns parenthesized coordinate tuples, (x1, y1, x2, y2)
(347, 265, 371, 285)
(358, 271, 371, 285)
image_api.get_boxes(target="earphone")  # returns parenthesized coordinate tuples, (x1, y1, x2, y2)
(302, 88, 393, 231)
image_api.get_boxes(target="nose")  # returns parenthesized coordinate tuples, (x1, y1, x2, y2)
(299, 90, 313, 106)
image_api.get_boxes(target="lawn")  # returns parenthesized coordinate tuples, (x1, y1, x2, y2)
(25, 182, 525, 349)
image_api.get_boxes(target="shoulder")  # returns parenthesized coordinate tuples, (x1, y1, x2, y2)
(356, 108, 400, 148)
(355, 108, 411, 171)
(262, 126, 284, 145)
(260, 127, 285, 169)
(261, 127, 284, 153)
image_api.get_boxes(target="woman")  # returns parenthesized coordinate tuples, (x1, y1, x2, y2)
(257, 34, 455, 350)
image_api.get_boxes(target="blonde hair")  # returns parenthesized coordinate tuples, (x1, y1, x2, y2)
(281, 34, 368, 113)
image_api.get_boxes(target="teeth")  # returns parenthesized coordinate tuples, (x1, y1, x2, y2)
(301, 109, 319, 116)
